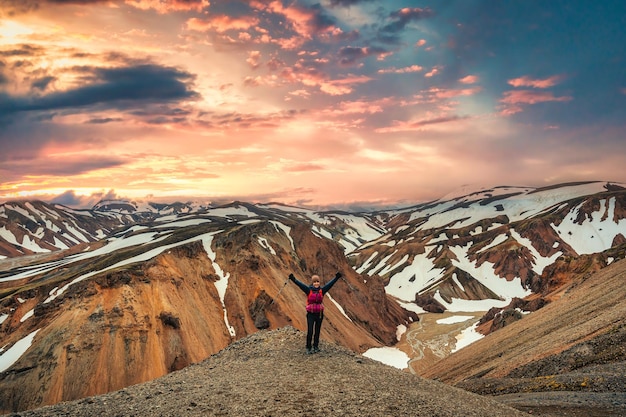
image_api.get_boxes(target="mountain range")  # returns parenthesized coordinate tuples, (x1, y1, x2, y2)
(0, 180, 625, 413)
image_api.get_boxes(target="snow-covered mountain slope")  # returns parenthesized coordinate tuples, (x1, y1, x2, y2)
(257, 203, 386, 253)
(0, 200, 385, 260)
(92, 199, 211, 215)
(0, 201, 143, 259)
(350, 181, 626, 314)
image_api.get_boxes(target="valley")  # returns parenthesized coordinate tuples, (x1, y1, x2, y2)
(398, 310, 486, 375)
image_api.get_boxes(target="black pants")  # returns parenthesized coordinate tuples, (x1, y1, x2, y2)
(306, 312, 323, 349)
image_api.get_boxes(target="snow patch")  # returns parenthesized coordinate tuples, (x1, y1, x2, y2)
(396, 324, 407, 341)
(385, 253, 445, 302)
(363, 347, 409, 370)
(271, 221, 294, 250)
(20, 309, 34, 323)
(434, 291, 510, 312)
(436, 315, 474, 325)
(552, 197, 626, 255)
(257, 237, 276, 255)
(448, 244, 531, 300)
(0, 329, 41, 373)
(202, 233, 236, 338)
(452, 322, 484, 352)
(355, 251, 378, 274)
(326, 294, 351, 322)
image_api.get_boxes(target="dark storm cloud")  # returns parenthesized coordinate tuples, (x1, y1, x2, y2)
(338, 45, 390, 66)
(377, 7, 434, 44)
(31, 75, 56, 91)
(85, 117, 124, 124)
(1, 154, 126, 177)
(0, 0, 110, 17)
(49, 190, 86, 207)
(0, 62, 198, 167)
(0, 44, 46, 57)
(50, 189, 121, 208)
(308, 3, 339, 33)
(0, 63, 199, 116)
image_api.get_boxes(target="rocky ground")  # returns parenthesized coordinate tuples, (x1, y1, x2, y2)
(4, 327, 533, 417)
(453, 320, 626, 416)
(458, 361, 626, 417)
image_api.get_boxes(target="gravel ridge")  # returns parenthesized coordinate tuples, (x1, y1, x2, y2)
(3, 327, 532, 417)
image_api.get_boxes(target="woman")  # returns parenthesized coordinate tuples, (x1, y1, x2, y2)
(288, 272, 342, 354)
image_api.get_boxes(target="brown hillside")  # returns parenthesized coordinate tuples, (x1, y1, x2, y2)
(421, 259, 626, 416)
(421, 259, 626, 383)
(0, 220, 415, 413)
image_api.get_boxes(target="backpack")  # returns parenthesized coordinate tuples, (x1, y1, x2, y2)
(306, 288, 324, 314)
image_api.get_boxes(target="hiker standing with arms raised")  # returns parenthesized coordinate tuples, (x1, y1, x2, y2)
(288, 272, 342, 354)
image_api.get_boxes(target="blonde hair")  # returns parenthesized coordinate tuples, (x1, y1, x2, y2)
(311, 275, 320, 283)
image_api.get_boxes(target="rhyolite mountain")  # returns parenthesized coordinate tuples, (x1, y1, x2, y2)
(1, 180, 625, 413)
(0, 201, 413, 413)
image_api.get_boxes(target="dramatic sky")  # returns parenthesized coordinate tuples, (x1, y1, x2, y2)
(1, 0, 625, 209)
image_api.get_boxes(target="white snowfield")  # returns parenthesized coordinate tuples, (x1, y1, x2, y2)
(362, 182, 626, 313)
(260, 203, 386, 253)
(552, 196, 626, 255)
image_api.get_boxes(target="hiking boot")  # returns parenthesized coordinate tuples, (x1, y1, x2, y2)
(312, 347, 320, 353)
(306, 348, 313, 354)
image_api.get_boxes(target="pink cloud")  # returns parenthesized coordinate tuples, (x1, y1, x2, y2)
(378, 65, 423, 74)
(325, 98, 393, 116)
(415, 39, 427, 48)
(499, 105, 524, 116)
(319, 84, 350, 96)
(247, 51, 262, 69)
(186, 15, 259, 33)
(500, 90, 572, 105)
(459, 75, 479, 84)
(239, 32, 252, 42)
(286, 89, 311, 100)
(125, 0, 210, 13)
(424, 66, 441, 77)
(498, 90, 572, 116)
(316, 74, 372, 96)
(270, 62, 371, 96)
(428, 87, 481, 99)
(243, 76, 263, 87)
(375, 115, 469, 133)
(251, 0, 339, 49)
(508, 75, 564, 88)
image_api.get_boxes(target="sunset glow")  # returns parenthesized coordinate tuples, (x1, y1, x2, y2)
(1, 1, 625, 209)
